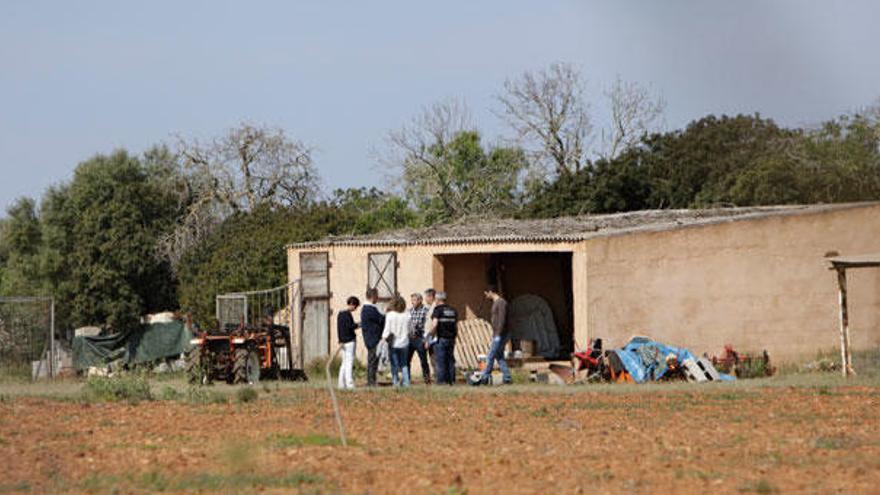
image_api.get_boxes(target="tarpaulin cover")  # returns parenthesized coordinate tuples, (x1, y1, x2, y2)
(508, 294, 561, 358)
(72, 321, 193, 370)
(609, 336, 734, 383)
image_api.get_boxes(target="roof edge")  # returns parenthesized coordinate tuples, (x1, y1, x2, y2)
(286, 201, 880, 250)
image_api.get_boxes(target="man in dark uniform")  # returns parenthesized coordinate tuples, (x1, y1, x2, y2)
(428, 291, 458, 385)
(360, 288, 385, 387)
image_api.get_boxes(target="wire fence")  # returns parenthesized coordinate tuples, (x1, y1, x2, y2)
(0, 296, 55, 380)
(215, 282, 299, 329)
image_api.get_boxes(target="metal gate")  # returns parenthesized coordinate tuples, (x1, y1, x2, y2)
(0, 296, 56, 380)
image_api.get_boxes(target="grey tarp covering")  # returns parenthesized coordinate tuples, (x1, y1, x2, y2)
(507, 295, 561, 358)
(72, 321, 193, 370)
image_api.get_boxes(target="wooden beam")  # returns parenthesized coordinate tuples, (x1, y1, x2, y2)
(836, 268, 854, 377)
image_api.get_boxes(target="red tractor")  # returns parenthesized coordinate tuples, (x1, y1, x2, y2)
(187, 319, 294, 385)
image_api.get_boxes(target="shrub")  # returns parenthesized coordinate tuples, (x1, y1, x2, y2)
(182, 386, 227, 405)
(236, 387, 258, 404)
(305, 356, 340, 380)
(82, 373, 153, 404)
(159, 386, 181, 401)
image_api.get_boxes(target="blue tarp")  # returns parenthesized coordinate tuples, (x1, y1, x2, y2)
(610, 336, 734, 383)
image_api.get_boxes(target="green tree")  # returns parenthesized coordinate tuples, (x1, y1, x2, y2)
(41, 151, 180, 333)
(400, 130, 528, 223)
(330, 187, 419, 234)
(177, 204, 351, 327)
(0, 197, 45, 295)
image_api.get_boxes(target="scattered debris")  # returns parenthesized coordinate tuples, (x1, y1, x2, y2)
(801, 358, 841, 373)
(543, 336, 735, 385)
(711, 345, 776, 378)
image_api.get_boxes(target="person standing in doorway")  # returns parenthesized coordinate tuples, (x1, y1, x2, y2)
(382, 296, 411, 387)
(361, 288, 385, 387)
(429, 292, 458, 385)
(336, 296, 360, 389)
(407, 293, 431, 384)
(475, 286, 512, 385)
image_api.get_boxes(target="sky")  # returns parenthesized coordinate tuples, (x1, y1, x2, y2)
(2, 0, 879, 211)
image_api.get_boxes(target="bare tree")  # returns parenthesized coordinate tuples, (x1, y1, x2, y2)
(386, 98, 473, 217)
(497, 62, 591, 176)
(158, 123, 319, 269)
(599, 76, 666, 160)
(179, 123, 317, 212)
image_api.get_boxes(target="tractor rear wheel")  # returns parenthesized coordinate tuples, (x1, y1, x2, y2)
(233, 348, 261, 384)
(186, 348, 210, 385)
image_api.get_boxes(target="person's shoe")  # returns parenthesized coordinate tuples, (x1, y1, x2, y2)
(502, 377, 513, 385)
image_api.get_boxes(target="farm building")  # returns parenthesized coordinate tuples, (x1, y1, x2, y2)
(286, 202, 880, 369)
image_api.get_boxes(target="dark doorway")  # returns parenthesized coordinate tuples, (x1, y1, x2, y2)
(438, 251, 574, 357)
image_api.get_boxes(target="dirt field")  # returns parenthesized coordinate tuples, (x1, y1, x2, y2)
(1, 375, 879, 494)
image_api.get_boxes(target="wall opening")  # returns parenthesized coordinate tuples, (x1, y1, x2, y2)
(437, 251, 574, 358)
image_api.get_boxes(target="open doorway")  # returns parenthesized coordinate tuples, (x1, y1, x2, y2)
(437, 251, 574, 358)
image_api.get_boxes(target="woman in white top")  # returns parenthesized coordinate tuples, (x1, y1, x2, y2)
(381, 296, 412, 386)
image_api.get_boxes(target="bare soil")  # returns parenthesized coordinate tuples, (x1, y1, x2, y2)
(1, 382, 879, 494)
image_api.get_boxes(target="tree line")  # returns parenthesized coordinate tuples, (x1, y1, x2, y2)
(1, 62, 879, 333)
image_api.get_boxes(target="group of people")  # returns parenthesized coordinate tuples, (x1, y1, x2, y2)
(336, 285, 512, 388)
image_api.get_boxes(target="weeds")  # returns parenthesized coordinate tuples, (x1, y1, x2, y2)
(80, 373, 152, 404)
(236, 387, 258, 404)
(77, 470, 321, 493)
(738, 478, 778, 493)
(158, 385, 181, 401)
(813, 435, 859, 450)
(268, 432, 346, 448)
(181, 386, 226, 405)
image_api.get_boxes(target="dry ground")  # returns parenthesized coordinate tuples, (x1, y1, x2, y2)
(1, 373, 879, 494)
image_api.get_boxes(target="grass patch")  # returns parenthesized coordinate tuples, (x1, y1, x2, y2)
(305, 355, 367, 381)
(80, 373, 152, 404)
(78, 470, 321, 493)
(813, 435, 859, 450)
(738, 478, 778, 493)
(268, 432, 346, 448)
(180, 386, 227, 405)
(236, 387, 258, 404)
(0, 480, 31, 493)
(158, 385, 181, 401)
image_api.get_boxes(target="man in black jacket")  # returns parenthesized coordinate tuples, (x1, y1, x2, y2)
(360, 288, 385, 387)
(336, 296, 360, 389)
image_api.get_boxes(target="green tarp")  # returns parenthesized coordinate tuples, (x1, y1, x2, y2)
(72, 321, 193, 370)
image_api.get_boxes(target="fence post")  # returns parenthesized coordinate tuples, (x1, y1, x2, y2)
(49, 298, 55, 379)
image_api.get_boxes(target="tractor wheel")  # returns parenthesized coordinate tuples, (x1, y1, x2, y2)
(233, 348, 261, 385)
(186, 348, 210, 385)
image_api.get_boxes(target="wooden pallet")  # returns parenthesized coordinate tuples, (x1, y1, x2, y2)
(682, 357, 722, 382)
(454, 319, 493, 370)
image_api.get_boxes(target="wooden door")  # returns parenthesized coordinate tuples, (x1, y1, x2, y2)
(302, 299, 330, 364)
(299, 252, 330, 364)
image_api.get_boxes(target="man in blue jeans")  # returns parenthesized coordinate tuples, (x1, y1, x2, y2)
(428, 292, 458, 385)
(475, 286, 512, 385)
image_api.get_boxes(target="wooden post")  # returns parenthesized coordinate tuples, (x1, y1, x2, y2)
(836, 268, 854, 377)
(292, 282, 304, 370)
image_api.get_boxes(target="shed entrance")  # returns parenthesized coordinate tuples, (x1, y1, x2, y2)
(437, 251, 574, 358)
